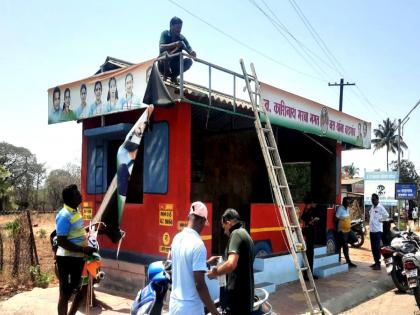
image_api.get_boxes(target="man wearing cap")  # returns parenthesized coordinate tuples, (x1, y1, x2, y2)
(158, 16, 196, 84)
(169, 201, 220, 315)
(208, 209, 255, 315)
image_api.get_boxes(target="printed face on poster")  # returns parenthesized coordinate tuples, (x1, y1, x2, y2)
(47, 60, 153, 124)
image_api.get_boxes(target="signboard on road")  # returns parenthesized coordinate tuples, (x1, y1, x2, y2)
(395, 183, 417, 200)
(364, 171, 398, 206)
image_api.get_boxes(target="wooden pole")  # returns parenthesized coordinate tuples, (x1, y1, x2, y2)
(26, 210, 39, 266)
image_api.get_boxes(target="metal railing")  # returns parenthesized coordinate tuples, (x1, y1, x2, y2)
(154, 52, 255, 110)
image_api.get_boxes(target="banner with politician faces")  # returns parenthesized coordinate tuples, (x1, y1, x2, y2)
(47, 60, 153, 124)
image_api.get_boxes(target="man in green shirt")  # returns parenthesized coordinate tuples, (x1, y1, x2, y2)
(158, 16, 196, 83)
(208, 209, 254, 315)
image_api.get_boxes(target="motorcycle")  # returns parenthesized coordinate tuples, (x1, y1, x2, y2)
(131, 260, 272, 315)
(213, 287, 272, 315)
(349, 218, 366, 248)
(381, 228, 419, 293)
(402, 250, 420, 309)
(131, 261, 171, 315)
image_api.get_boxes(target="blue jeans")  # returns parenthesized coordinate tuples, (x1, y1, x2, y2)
(370, 231, 382, 264)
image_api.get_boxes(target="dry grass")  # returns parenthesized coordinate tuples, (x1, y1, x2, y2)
(0, 212, 58, 300)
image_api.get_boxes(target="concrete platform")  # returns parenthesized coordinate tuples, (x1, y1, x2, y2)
(0, 260, 395, 315)
(254, 246, 347, 292)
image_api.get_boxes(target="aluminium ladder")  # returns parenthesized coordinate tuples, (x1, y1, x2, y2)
(240, 59, 327, 315)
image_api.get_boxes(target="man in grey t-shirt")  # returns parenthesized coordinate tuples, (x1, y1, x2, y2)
(208, 209, 254, 315)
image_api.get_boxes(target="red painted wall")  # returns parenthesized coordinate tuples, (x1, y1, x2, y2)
(80, 104, 342, 259)
(81, 102, 212, 258)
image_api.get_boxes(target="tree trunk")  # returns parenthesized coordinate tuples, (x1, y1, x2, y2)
(386, 144, 389, 171)
(12, 237, 20, 276)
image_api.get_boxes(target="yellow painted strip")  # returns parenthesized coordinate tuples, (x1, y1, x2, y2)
(251, 227, 285, 233)
(201, 235, 212, 241)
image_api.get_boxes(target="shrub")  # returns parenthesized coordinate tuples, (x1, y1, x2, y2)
(4, 219, 20, 236)
(28, 265, 53, 288)
(37, 228, 47, 239)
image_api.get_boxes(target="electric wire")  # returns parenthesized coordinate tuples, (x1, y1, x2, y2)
(169, 0, 381, 119)
(286, 0, 384, 117)
(258, 0, 342, 78)
(249, 0, 349, 107)
(257, 0, 364, 114)
(249, 0, 330, 80)
(168, 0, 325, 82)
(288, 0, 347, 76)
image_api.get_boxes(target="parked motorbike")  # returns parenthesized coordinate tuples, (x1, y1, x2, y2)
(402, 250, 420, 309)
(381, 228, 419, 293)
(132, 260, 272, 315)
(349, 218, 366, 248)
(131, 261, 171, 315)
(208, 287, 272, 315)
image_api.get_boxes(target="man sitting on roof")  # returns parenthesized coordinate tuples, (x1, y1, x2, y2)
(158, 16, 196, 84)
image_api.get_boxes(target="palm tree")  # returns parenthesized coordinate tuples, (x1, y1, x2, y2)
(371, 118, 408, 171)
(342, 163, 360, 178)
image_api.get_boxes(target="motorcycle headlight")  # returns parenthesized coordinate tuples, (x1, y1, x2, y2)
(401, 242, 416, 253)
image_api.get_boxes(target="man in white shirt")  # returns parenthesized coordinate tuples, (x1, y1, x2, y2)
(169, 201, 220, 315)
(369, 193, 389, 270)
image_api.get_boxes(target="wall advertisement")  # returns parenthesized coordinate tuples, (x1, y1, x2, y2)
(261, 83, 371, 148)
(47, 60, 153, 124)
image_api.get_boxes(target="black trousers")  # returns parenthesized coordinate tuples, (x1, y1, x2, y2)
(158, 57, 192, 79)
(337, 231, 351, 263)
(303, 230, 315, 272)
(56, 256, 85, 296)
(370, 231, 382, 264)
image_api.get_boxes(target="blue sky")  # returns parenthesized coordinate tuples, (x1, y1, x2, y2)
(0, 0, 419, 174)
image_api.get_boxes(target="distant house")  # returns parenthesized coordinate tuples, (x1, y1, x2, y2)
(341, 178, 364, 219)
(341, 178, 364, 196)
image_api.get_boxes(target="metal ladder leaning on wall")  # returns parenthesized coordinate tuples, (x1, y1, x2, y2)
(240, 59, 327, 315)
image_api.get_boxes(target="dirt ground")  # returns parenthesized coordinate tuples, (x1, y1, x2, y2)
(0, 213, 410, 304)
(0, 212, 58, 300)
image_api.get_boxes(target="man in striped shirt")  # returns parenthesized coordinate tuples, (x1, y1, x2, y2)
(56, 184, 96, 315)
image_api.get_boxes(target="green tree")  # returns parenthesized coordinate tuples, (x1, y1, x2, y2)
(0, 165, 14, 210)
(32, 163, 46, 210)
(391, 159, 419, 183)
(391, 159, 420, 207)
(371, 118, 408, 171)
(0, 142, 46, 210)
(342, 163, 360, 179)
(45, 164, 80, 210)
